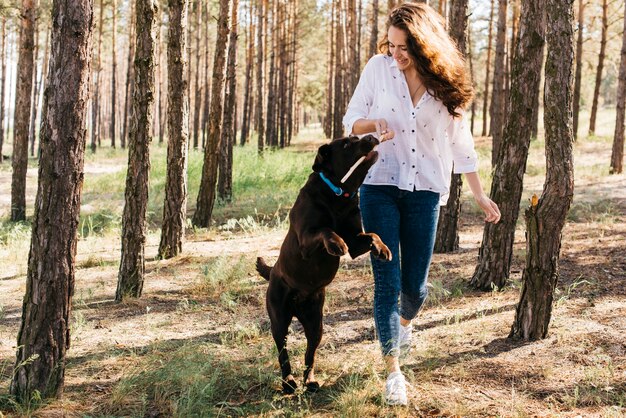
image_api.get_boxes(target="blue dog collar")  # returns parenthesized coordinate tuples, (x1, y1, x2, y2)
(319, 172, 356, 198)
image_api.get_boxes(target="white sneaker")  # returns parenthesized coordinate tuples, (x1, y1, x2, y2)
(399, 323, 413, 355)
(385, 371, 408, 405)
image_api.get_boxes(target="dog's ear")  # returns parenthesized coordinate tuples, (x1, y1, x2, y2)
(312, 144, 331, 172)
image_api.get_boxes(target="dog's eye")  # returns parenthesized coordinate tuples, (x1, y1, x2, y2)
(343, 142, 350, 149)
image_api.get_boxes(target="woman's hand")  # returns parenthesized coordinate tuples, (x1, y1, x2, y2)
(475, 194, 501, 224)
(373, 119, 395, 142)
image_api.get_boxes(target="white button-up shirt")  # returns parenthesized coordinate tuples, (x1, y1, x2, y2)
(343, 54, 478, 205)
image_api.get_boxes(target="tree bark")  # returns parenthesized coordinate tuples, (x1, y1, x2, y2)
(218, 0, 237, 201)
(255, 0, 264, 153)
(481, 0, 494, 137)
(159, 0, 188, 259)
(510, 0, 574, 341)
(325, 0, 335, 139)
(471, 0, 545, 291)
(610, 1, 626, 174)
(116, 0, 158, 300)
(369, 0, 378, 59)
(572, 0, 584, 140)
(192, 0, 230, 228)
(0, 17, 7, 163)
(240, 0, 254, 146)
(192, 0, 202, 149)
(588, 0, 607, 136)
(201, 1, 210, 148)
(434, 0, 467, 253)
(110, 0, 118, 148)
(489, 0, 507, 167)
(121, 0, 136, 149)
(332, 0, 345, 138)
(91, 0, 104, 153)
(10, 0, 92, 401)
(28, 17, 39, 157)
(10, 0, 36, 222)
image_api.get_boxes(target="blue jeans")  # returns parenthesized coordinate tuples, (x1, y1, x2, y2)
(360, 184, 440, 356)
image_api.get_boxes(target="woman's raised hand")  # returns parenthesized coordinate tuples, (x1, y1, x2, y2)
(374, 119, 395, 142)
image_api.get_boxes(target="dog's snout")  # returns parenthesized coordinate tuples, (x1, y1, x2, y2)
(363, 134, 379, 146)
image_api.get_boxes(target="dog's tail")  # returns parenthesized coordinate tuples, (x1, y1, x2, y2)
(256, 257, 273, 281)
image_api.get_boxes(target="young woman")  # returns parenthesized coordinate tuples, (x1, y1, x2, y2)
(343, 2, 501, 405)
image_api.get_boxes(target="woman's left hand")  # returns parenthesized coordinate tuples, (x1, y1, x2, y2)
(475, 194, 501, 224)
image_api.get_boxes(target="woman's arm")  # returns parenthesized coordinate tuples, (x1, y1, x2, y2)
(352, 118, 395, 141)
(464, 172, 501, 224)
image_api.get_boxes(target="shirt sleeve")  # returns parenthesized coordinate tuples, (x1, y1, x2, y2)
(342, 56, 378, 136)
(446, 110, 479, 173)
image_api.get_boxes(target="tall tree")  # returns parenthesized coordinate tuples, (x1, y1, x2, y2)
(10, 0, 37, 222)
(240, 0, 254, 146)
(121, 0, 136, 149)
(369, 0, 379, 59)
(255, 0, 264, 153)
(10, 0, 92, 401)
(332, 0, 344, 138)
(610, 0, 626, 174)
(471, 0, 546, 291)
(192, 0, 202, 149)
(588, 0, 608, 136)
(510, 0, 574, 340)
(110, 0, 117, 148)
(28, 15, 39, 157)
(0, 17, 7, 163)
(218, 0, 238, 200)
(572, 0, 584, 140)
(489, 0, 507, 167)
(434, 0, 468, 253)
(481, 0, 494, 137)
(159, 0, 188, 259)
(116, 0, 158, 300)
(324, 0, 335, 139)
(91, 0, 104, 153)
(201, 1, 210, 148)
(192, 0, 230, 227)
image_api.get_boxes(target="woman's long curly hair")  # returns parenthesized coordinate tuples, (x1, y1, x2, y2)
(378, 2, 473, 117)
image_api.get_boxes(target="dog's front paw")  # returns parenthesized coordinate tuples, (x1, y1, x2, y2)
(371, 235, 392, 261)
(324, 236, 349, 256)
(283, 377, 298, 394)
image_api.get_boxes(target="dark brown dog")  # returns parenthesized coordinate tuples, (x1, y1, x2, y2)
(256, 134, 391, 394)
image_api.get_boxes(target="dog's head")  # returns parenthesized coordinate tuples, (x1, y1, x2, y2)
(312, 135, 379, 193)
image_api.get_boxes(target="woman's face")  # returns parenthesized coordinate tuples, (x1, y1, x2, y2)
(387, 25, 413, 71)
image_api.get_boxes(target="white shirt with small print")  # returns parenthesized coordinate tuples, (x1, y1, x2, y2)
(343, 54, 478, 205)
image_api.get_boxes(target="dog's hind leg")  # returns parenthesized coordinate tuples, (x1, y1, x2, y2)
(267, 279, 297, 394)
(297, 290, 325, 392)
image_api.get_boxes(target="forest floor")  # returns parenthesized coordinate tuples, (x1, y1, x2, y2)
(0, 126, 625, 417)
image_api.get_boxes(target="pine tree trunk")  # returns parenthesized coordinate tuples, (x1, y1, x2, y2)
(255, 0, 264, 153)
(192, 1, 202, 149)
(159, 0, 189, 259)
(471, 0, 546, 291)
(116, 0, 158, 300)
(219, 0, 237, 201)
(572, 0, 584, 141)
(28, 21, 39, 157)
(610, 1, 626, 175)
(265, 0, 276, 147)
(489, 0, 507, 167)
(240, 1, 253, 146)
(0, 17, 7, 163)
(332, 0, 345, 138)
(158, 6, 166, 144)
(91, 0, 103, 153)
(121, 0, 136, 149)
(434, 0, 467, 254)
(10, 0, 36, 222)
(10, 0, 92, 401)
(110, 0, 117, 148)
(201, 1, 210, 148)
(369, 0, 378, 59)
(192, 0, 230, 228)
(468, 25, 476, 134)
(481, 0, 494, 137)
(325, 0, 335, 139)
(510, 0, 574, 340)
(32, 26, 49, 159)
(589, 0, 607, 136)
